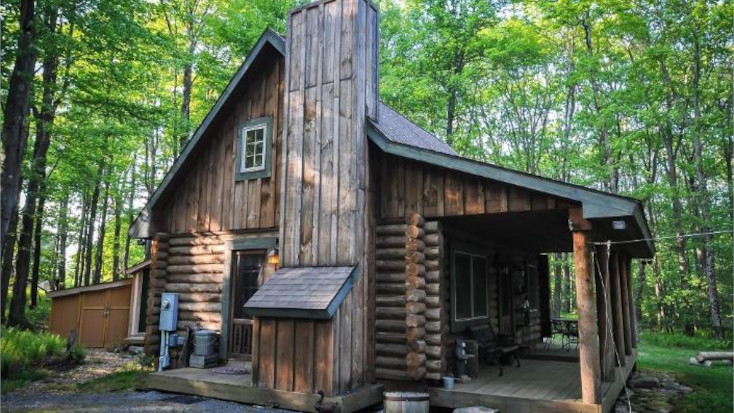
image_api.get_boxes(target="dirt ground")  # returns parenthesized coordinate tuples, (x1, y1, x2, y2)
(1, 350, 292, 413)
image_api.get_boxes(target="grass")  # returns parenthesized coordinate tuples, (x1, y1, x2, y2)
(75, 360, 154, 393)
(1, 327, 86, 393)
(638, 332, 733, 413)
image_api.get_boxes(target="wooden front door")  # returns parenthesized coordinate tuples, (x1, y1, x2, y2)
(229, 251, 265, 359)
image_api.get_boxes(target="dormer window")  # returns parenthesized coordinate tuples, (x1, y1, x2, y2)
(236, 117, 272, 181)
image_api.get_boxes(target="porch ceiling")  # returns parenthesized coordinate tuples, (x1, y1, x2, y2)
(442, 209, 573, 254)
(441, 209, 653, 258)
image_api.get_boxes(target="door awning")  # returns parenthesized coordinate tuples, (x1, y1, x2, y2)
(243, 265, 358, 320)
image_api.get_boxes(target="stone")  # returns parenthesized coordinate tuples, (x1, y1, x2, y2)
(629, 376, 660, 389)
(453, 407, 499, 413)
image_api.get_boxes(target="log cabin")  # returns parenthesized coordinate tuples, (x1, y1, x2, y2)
(129, 1, 654, 412)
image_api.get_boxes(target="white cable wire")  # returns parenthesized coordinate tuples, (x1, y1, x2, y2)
(588, 229, 733, 246)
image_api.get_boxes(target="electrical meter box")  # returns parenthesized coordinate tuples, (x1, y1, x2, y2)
(159, 293, 179, 331)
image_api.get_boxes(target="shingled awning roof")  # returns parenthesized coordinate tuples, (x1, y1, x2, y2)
(243, 266, 358, 320)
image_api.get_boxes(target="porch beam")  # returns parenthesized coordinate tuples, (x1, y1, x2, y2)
(569, 208, 602, 405)
(610, 254, 626, 366)
(625, 258, 638, 348)
(619, 256, 633, 355)
(594, 245, 615, 382)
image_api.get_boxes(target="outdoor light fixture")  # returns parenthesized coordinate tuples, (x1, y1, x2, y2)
(267, 247, 280, 266)
(612, 220, 627, 230)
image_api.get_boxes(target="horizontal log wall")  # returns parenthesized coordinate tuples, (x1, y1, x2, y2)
(159, 47, 284, 235)
(405, 214, 426, 381)
(165, 234, 225, 333)
(375, 221, 409, 381)
(424, 221, 445, 380)
(379, 153, 575, 220)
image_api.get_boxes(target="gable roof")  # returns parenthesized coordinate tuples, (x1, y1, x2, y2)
(129, 26, 653, 258)
(129, 29, 285, 238)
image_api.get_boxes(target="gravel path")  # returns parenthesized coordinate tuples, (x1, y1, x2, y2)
(2, 390, 289, 412)
(9, 349, 136, 395)
(2, 350, 293, 413)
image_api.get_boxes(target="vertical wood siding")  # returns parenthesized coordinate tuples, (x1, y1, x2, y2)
(159, 54, 284, 234)
(377, 152, 573, 220)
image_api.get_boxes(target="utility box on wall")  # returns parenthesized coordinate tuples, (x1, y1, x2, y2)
(159, 293, 179, 331)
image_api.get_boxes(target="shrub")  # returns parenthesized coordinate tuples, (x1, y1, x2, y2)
(1, 327, 86, 381)
(640, 331, 732, 351)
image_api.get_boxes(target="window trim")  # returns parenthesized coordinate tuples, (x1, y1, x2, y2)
(450, 242, 490, 332)
(235, 116, 273, 181)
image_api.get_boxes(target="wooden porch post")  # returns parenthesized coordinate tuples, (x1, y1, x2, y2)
(569, 208, 601, 405)
(625, 258, 638, 348)
(619, 256, 633, 355)
(610, 254, 626, 366)
(595, 245, 615, 382)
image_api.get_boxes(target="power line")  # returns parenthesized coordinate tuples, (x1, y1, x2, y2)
(588, 229, 733, 246)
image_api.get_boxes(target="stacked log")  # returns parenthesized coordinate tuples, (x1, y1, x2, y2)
(405, 214, 426, 381)
(375, 222, 409, 381)
(144, 233, 169, 356)
(165, 235, 224, 332)
(423, 221, 444, 380)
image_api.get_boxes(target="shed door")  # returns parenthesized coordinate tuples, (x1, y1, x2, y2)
(229, 251, 265, 359)
(79, 287, 131, 348)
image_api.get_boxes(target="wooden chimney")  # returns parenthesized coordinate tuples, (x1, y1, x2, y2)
(280, 0, 379, 268)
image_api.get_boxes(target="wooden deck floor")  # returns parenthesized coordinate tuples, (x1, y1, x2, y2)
(147, 365, 383, 413)
(430, 351, 637, 413)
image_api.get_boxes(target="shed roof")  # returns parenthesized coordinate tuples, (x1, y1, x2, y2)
(47, 279, 133, 299)
(243, 266, 358, 319)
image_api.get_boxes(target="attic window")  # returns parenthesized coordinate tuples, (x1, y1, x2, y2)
(236, 117, 272, 181)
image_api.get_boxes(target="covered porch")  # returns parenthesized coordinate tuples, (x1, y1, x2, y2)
(430, 351, 637, 413)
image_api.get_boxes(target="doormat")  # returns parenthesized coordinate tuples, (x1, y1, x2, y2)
(163, 395, 205, 404)
(211, 365, 252, 375)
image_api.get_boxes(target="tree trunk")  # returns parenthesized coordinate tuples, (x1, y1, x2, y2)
(180, 62, 193, 152)
(1, 0, 37, 253)
(93, 179, 110, 284)
(29, 182, 47, 309)
(74, 192, 88, 288)
(84, 165, 103, 286)
(123, 168, 136, 269)
(553, 253, 562, 317)
(8, 84, 54, 326)
(691, 32, 723, 340)
(56, 194, 68, 289)
(1, 190, 21, 323)
(112, 181, 122, 281)
(562, 253, 573, 313)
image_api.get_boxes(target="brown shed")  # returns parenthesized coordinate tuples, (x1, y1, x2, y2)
(48, 279, 133, 348)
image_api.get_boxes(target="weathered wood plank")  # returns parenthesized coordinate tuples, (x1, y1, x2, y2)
(294, 320, 315, 393)
(275, 319, 295, 391)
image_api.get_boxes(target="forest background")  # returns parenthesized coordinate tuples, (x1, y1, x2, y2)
(1, 0, 732, 340)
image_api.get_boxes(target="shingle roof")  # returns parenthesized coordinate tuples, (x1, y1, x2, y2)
(243, 266, 358, 319)
(370, 103, 457, 156)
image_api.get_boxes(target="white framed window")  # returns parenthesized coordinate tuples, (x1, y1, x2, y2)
(236, 117, 272, 181)
(241, 124, 267, 173)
